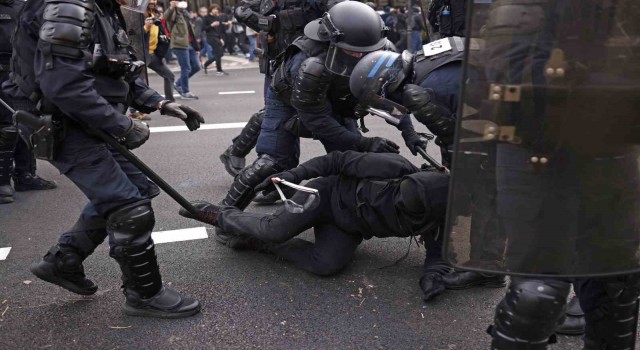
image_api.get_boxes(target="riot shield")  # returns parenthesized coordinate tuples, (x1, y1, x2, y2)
(444, 0, 640, 277)
(121, 1, 149, 82)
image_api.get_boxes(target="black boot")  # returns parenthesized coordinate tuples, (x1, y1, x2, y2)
(420, 272, 446, 301)
(556, 295, 585, 336)
(13, 172, 57, 192)
(219, 111, 264, 177)
(30, 245, 98, 295)
(109, 201, 201, 318)
(179, 200, 221, 226)
(442, 270, 506, 290)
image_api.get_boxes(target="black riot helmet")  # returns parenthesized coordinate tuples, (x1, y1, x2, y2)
(304, 1, 388, 76)
(349, 50, 412, 115)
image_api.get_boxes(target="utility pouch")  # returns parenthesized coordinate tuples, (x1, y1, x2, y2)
(14, 111, 61, 161)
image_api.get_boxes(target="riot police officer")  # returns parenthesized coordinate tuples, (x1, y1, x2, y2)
(442, 0, 640, 348)
(218, 0, 339, 178)
(215, 1, 428, 249)
(349, 45, 507, 299)
(0, 0, 57, 205)
(5, 0, 204, 318)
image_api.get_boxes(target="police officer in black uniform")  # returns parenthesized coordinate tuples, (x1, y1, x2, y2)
(442, 0, 640, 348)
(0, 0, 57, 205)
(180, 151, 450, 301)
(215, 1, 428, 248)
(218, 0, 340, 178)
(5, 0, 204, 318)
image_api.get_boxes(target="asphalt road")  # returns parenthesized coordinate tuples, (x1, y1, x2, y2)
(0, 68, 589, 349)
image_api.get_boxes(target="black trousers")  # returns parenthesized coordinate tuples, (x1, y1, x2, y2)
(205, 38, 224, 72)
(217, 177, 363, 276)
(148, 54, 175, 101)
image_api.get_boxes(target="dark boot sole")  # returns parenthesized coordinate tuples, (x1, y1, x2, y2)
(555, 328, 585, 336)
(0, 196, 14, 204)
(445, 279, 506, 290)
(219, 154, 241, 177)
(14, 185, 57, 192)
(122, 304, 201, 319)
(30, 261, 97, 296)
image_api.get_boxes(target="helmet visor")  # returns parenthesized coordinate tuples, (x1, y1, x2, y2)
(325, 44, 372, 77)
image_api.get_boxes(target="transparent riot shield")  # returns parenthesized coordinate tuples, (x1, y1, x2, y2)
(121, 1, 149, 82)
(444, 0, 640, 277)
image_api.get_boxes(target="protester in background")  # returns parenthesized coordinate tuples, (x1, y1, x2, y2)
(393, 7, 408, 52)
(165, 0, 201, 100)
(410, 7, 425, 53)
(145, 0, 175, 103)
(196, 6, 213, 69)
(203, 4, 229, 76)
(246, 26, 258, 62)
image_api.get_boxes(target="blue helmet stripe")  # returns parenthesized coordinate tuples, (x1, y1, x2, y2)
(385, 53, 399, 67)
(367, 52, 390, 78)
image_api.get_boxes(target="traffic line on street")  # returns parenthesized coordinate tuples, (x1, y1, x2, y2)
(0, 247, 11, 261)
(218, 91, 255, 95)
(150, 122, 246, 133)
(151, 227, 209, 244)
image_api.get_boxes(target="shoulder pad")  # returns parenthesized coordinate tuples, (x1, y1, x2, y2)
(299, 56, 329, 79)
(39, 0, 95, 49)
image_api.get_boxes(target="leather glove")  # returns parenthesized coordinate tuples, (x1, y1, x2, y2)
(401, 129, 428, 156)
(121, 119, 150, 150)
(356, 136, 400, 153)
(160, 101, 205, 131)
(402, 84, 432, 112)
(254, 170, 299, 194)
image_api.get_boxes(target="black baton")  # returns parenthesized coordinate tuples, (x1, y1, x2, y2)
(416, 147, 447, 173)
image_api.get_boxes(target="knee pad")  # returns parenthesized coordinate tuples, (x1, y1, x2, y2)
(584, 274, 640, 350)
(222, 154, 283, 209)
(106, 200, 155, 253)
(491, 278, 570, 347)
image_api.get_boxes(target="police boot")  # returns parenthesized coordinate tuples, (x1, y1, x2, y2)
(582, 275, 640, 350)
(179, 200, 221, 226)
(0, 125, 18, 204)
(108, 201, 201, 318)
(13, 172, 57, 192)
(556, 295, 585, 336)
(442, 270, 506, 290)
(489, 278, 570, 350)
(217, 154, 282, 249)
(219, 110, 264, 177)
(30, 245, 98, 295)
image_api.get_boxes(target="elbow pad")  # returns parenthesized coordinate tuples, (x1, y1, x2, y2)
(234, 2, 260, 30)
(403, 84, 455, 138)
(39, 0, 95, 60)
(290, 57, 332, 113)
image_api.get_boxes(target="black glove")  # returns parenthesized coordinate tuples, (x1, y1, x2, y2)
(401, 129, 428, 156)
(160, 101, 205, 131)
(254, 171, 299, 194)
(120, 119, 150, 149)
(402, 84, 432, 112)
(356, 136, 400, 153)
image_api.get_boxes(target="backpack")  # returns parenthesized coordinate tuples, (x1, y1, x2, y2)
(427, 0, 466, 37)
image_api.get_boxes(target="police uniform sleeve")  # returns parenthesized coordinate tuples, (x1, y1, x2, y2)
(291, 151, 419, 181)
(290, 57, 361, 150)
(35, 0, 132, 136)
(129, 78, 164, 114)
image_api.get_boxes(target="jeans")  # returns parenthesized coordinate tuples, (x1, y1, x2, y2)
(174, 45, 201, 93)
(148, 54, 175, 101)
(411, 30, 422, 53)
(247, 35, 257, 60)
(200, 40, 213, 61)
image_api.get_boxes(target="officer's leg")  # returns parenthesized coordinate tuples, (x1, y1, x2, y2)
(12, 134, 57, 191)
(420, 224, 452, 301)
(0, 122, 18, 204)
(219, 110, 264, 177)
(270, 222, 363, 277)
(490, 278, 571, 349)
(577, 274, 640, 350)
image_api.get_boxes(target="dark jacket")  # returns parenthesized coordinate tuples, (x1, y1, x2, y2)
(289, 151, 450, 239)
(203, 14, 226, 43)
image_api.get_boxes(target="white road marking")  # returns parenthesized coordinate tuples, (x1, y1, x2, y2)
(150, 122, 246, 133)
(0, 247, 11, 261)
(218, 91, 255, 95)
(152, 227, 209, 244)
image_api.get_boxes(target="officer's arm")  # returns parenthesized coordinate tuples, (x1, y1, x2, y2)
(234, 0, 262, 32)
(403, 84, 455, 144)
(35, 0, 132, 136)
(291, 57, 361, 150)
(290, 151, 419, 181)
(129, 78, 164, 114)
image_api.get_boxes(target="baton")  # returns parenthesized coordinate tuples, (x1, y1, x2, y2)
(416, 147, 448, 173)
(90, 127, 199, 216)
